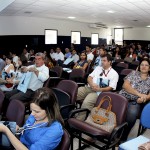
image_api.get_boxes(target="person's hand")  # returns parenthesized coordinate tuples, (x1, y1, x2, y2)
(16, 125, 20, 132)
(91, 85, 101, 92)
(6, 78, 13, 84)
(138, 93, 147, 101)
(21, 67, 28, 73)
(137, 98, 143, 103)
(28, 67, 38, 73)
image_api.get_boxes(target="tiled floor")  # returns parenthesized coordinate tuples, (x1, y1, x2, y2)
(72, 119, 150, 150)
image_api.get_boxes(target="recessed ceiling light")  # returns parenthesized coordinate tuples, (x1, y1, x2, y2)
(116, 26, 121, 28)
(107, 10, 115, 13)
(68, 16, 76, 19)
(146, 25, 150, 28)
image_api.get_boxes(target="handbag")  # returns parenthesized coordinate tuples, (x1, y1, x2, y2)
(138, 141, 150, 150)
(0, 121, 16, 147)
(17, 72, 32, 93)
(85, 96, 117, 133)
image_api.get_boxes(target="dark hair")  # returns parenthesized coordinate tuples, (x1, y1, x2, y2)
(101, 54, 112, 62)
(6, 55, 13, 62)
(80, 52, 87, 60)
(138, 58, 150, 75)
(86, 45, 91, 49)
(32, 87, 64, 126)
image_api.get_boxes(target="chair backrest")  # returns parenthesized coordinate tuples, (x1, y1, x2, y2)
(56, 129, 70, 150)
(56, 80, 78, 104)
(43, 77, 51, 88)
(120, 69, 133, 76)
(0, 90, 4, 114)
(69, 69, 85, 82)
(116, 62, 129, 69)
(95, 92, 128, 125)
(51, 66, 63, 77)
(52, 88, 71, 106)
(6, 100, 25, 126)
(140, 103, 150, 129)
(115, 59, 124, 63)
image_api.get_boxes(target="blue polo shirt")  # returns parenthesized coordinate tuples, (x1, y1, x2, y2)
(20, 115, 63, 150)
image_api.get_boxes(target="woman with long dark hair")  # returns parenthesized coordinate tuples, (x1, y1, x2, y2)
(0, 88, 64, 150)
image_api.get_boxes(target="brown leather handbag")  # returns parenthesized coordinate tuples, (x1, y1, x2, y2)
(85, 96, 117, 133)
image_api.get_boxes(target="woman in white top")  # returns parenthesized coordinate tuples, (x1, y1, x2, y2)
(0, 56, 15, 91)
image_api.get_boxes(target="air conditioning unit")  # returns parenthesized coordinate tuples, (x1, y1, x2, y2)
(89, 23, 108, 29)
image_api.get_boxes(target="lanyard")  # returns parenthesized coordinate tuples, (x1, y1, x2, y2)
(102, 67, 111, 77)
(16, 122, 47, 135)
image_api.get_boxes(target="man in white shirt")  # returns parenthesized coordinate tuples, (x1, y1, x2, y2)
(54, 47, 64, 66)
(23, 48, 30, 60)
(70, 50, 79, 63)
(50, 48, 56, 60)
(12, 52, 19, 67)
(0, 58, 5, 72)
(86, 45, 94, 63)
(77, 54, 119, 120)
(5, 52, 49, 102)
(93, 47, 106, 69)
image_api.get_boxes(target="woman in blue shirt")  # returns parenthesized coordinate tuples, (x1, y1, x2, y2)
(0, 87, 64, 150)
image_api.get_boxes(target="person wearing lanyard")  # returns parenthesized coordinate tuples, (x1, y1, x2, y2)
(77, 54, 119, 120)
(0, 87, 64, 150)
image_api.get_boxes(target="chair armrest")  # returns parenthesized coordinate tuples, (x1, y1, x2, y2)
(77, 83, 85, 87)
(109, 122, 128, 143)
(69, 108, 90, 120)
(60, 104, 75, 112)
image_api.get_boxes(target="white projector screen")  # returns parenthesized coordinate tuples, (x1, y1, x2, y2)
(91, 33, 99, 45)
(45, 29, 57, 44)
(71, 31, 81, 44)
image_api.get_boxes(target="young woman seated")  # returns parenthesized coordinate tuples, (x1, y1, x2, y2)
(0, 87, 64, 150)
(73, 52, 88, 70)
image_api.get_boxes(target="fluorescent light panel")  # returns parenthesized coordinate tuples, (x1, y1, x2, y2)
(0, 0, 15, 12)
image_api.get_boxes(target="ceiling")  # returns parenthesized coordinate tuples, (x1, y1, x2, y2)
(1, 0, 150, 28)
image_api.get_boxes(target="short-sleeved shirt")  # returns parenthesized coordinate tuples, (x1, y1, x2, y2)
(89, 66, 119, 90)
(20, 115, 63, 150)
(87, 52, 94, 61)
(119, 71, 150, 101)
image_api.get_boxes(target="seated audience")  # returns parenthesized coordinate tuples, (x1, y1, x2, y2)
(0, 57, 25, 92)
(73, 52, 88, 71)
(29, 49, 35, 62)
(119, 58, 150, 141)
(54, 47, 64, 66)
(12, 52, 19, 68)
(23, 48, 30, 61)
(5, 52, 49, 103)
(49, 48, 56, 61)
(77, 54, 119, 120)
(93, 47, 106, 69)
(112, 46, 121, 60)
(64, 48, 71, 59)
(0, 57, 5, 73)
(86, 45, 94, 63)
(0, 87, 64, 150)
(125, 47, 137, 61)
(70, 49, 79, 63)
(136, 44, 146, 61)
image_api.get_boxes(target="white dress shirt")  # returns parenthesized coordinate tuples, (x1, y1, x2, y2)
(55, 52, 64, 61)
(87, 52, 94, 61)
(27, 64, 49, 91)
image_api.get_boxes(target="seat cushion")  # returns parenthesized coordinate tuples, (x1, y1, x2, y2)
(68, 118, 110, 137)
(119, 135, 150, 150)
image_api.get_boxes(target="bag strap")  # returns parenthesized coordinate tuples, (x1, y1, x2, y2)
(96, 96, 112, 114)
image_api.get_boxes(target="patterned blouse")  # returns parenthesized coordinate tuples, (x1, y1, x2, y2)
(119, 71, 150, 101)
